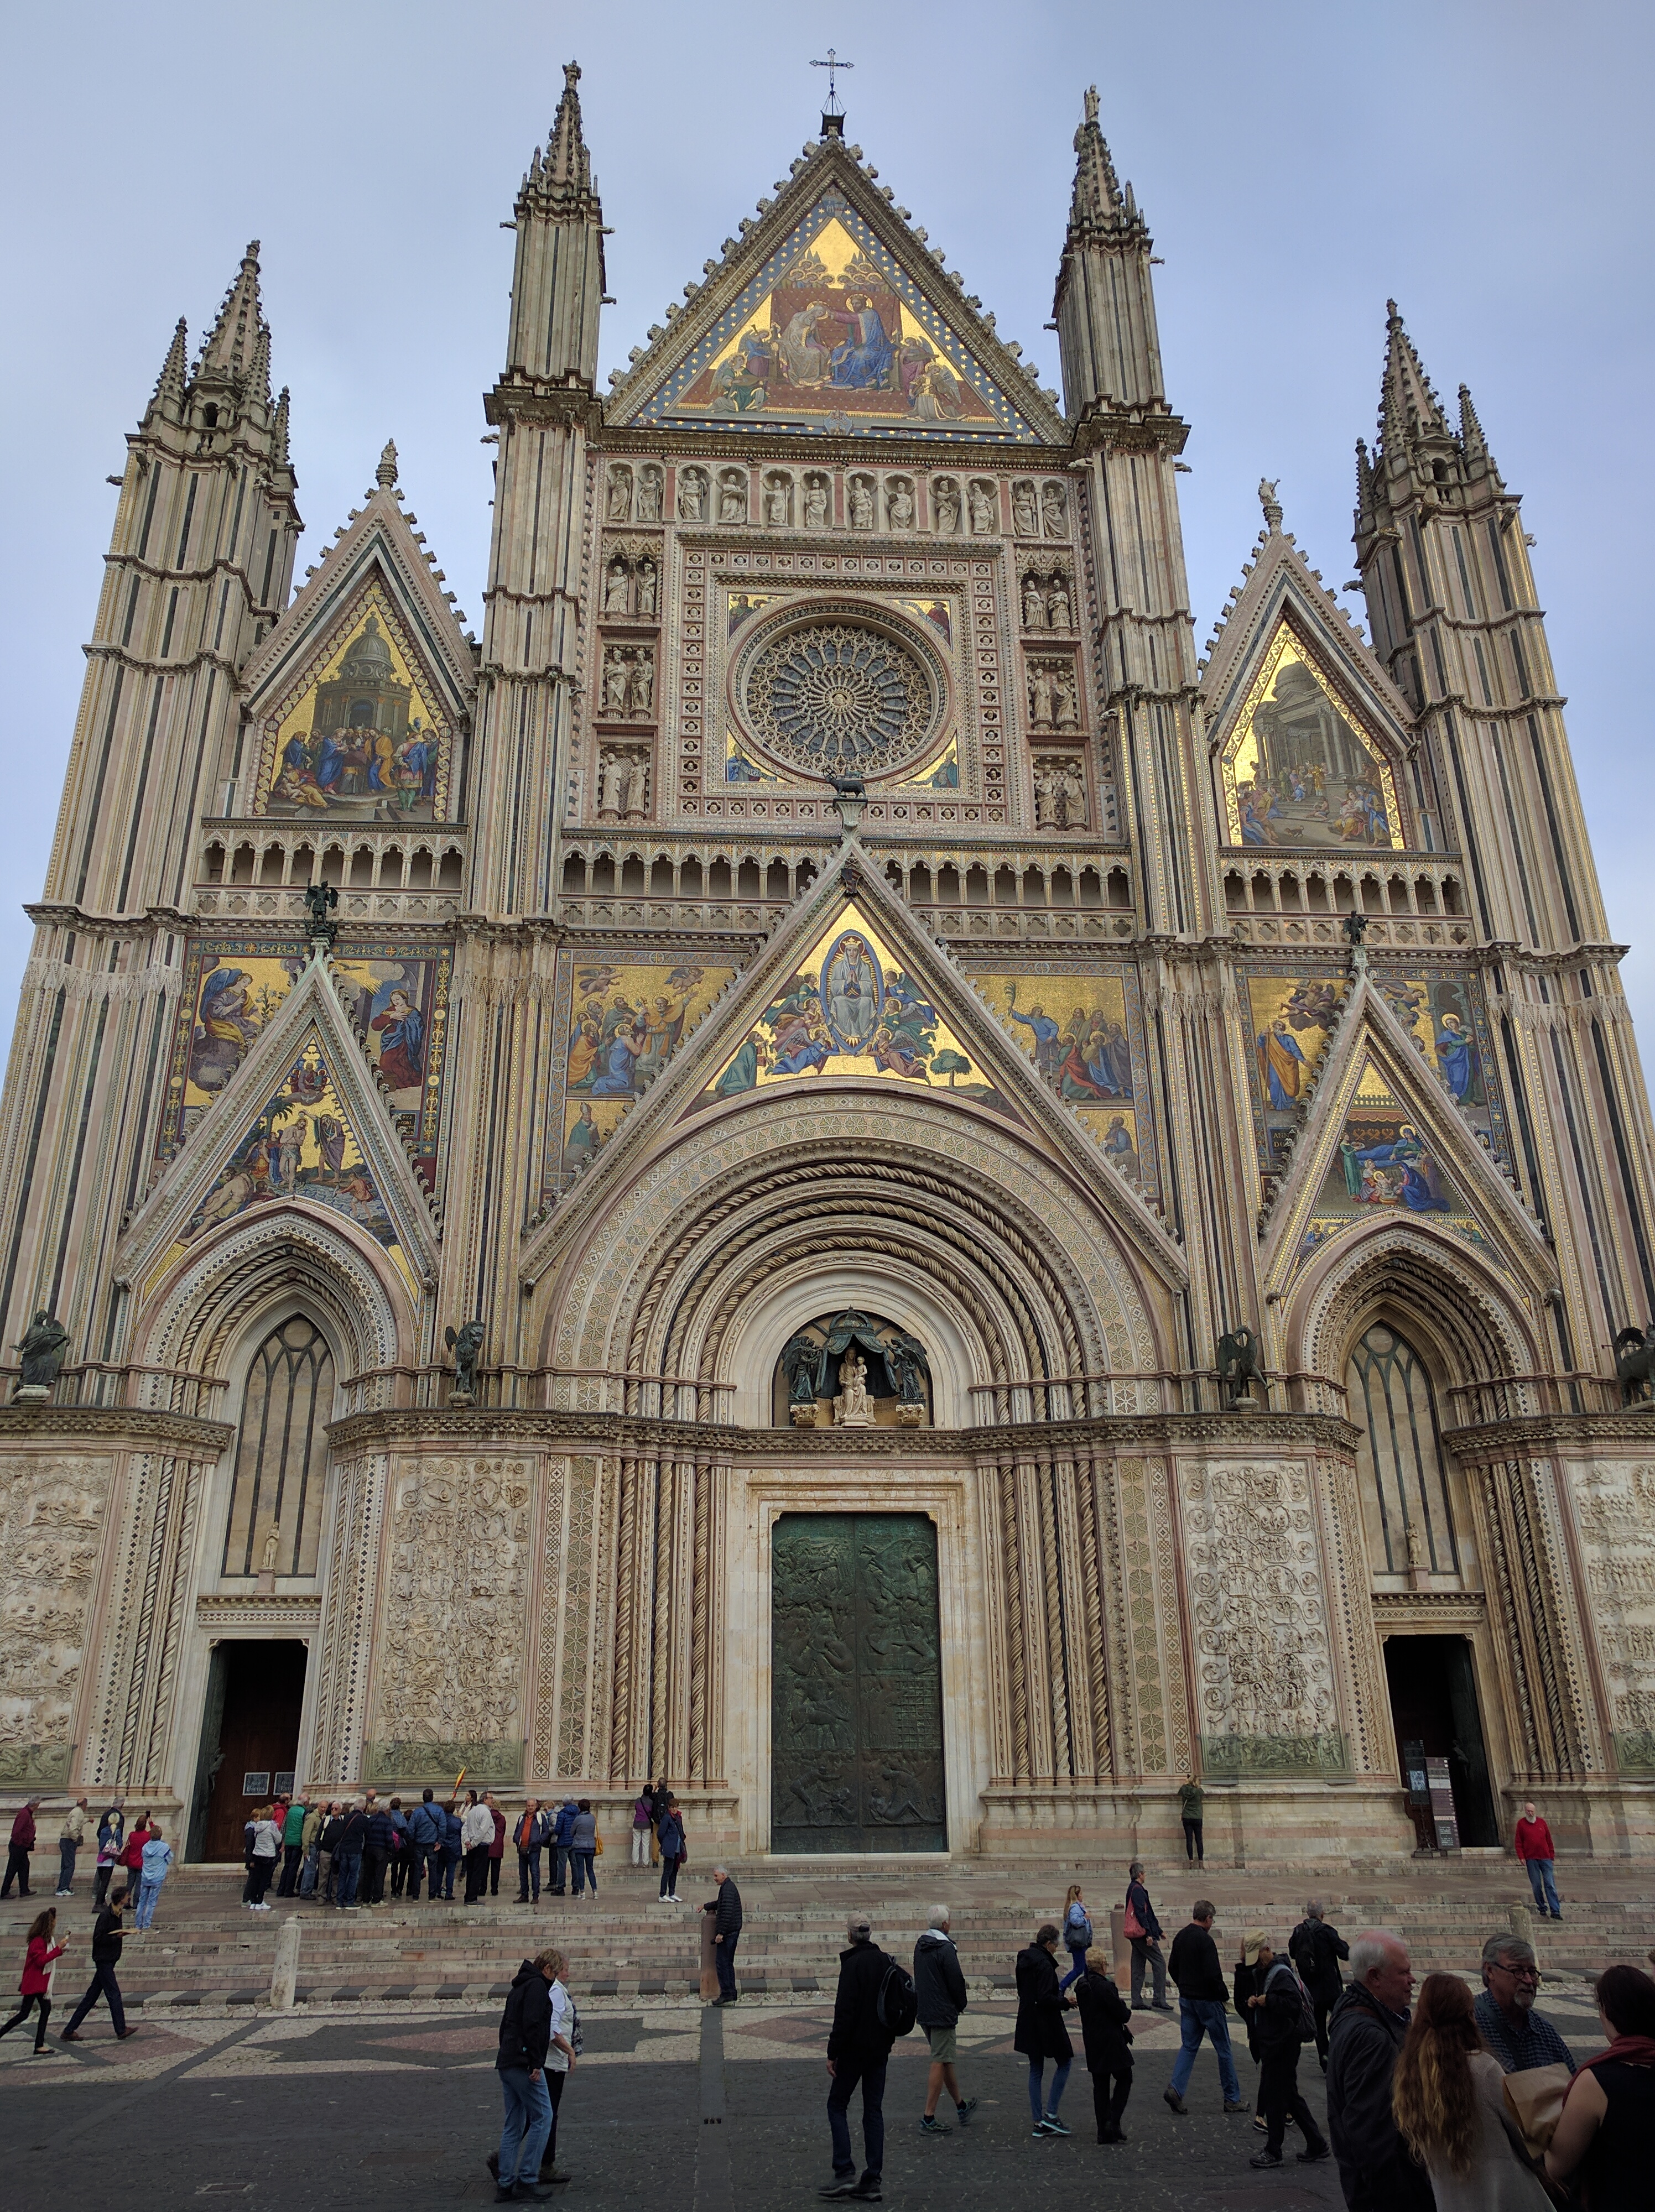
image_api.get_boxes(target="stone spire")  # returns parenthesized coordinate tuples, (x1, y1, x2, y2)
(1378, 299, 1449, 445)
(1457, 381, 1498, 478)
(1050, 87, 1165, 418)
(145, 315, 189, 426)
(197, 241, 266, 379)
(500, 59, 607, 389)
(272, 385, 292, 467)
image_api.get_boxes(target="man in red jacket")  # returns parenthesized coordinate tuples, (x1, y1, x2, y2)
(1514, 1801, 1562, 1919)
(2, 1798, 40, 1898)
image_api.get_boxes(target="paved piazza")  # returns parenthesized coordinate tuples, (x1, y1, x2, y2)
(0, 1980, 1611, 2209)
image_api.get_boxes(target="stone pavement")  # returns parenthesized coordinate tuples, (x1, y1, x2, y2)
(0, 1978, 1613, 2210)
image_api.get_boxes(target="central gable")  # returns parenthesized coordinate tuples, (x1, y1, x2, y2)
(621, 191, 1048, 444)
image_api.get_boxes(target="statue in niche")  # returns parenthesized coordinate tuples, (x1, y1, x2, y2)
(886, 481, 914, 530)
(445, 1318, 486, 1401)
(1046, 573, 1071, 629)
(832, 1350, 873, 1427)
(636, 466, 663, 522)
(764, 478, 790, 526)
(933, 479, 961, 535)
(886, 1331, 929, 1426)
(803, 479, 829, 528)
(596, 749, 619, 815)
(635, 557, 657, 618)
(11, 1310, 70, 1399)
(260, 1523, 282, 1574)
(678, 468, 707, 522)
(1012, 483, 1039, 537)
(603, 559, 629, 614)
(1053, 669, 1079, 730)
(1029, 665, 1055, 729)
(1041, 481, 1068, 537)
(601, 650, 630, 716)
(610, 753, 636, 816)
(606, 466, 632, 523)
(849, 478, 875, 530)
(1022, 574, 1047, 630)
(967, 482, 996, 534)
(781, 1331, 821, 1423)
(1404, 1520, 1428, 1572)
(719, 472, 747, 523)
(624, 650, 655, 719)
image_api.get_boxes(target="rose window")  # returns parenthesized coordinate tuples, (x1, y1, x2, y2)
(741, 619, 939, 778)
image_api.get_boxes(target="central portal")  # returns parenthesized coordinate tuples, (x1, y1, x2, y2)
(771, 1511, 946, 1853)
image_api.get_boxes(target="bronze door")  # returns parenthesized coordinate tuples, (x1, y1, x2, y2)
(771, 1511, 946, 1853)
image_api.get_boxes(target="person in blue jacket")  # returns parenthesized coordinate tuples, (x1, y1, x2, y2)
(407, 1788, 444, 1903)
(549, 1799, 579, 1897)
(441, 1798, 465, 1902)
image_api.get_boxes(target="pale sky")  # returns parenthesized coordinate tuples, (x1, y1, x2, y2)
(3, 2, 1651, 1050)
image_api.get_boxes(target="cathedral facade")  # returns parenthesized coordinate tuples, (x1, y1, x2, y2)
(3, 69, 1653, 1864)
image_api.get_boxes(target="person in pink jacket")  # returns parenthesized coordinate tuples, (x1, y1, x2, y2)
(1514, 1801, 1562, 1919)
(0, 1907, 70, 2053)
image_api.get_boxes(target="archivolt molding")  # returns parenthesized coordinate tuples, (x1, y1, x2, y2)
(1288, 1222, 1540, 1418)
(539, 1090, 1167, 1419)
(132, 1211, 408, 1414)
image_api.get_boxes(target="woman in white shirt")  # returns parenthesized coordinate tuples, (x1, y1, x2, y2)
(243, 1807, 283, 1911)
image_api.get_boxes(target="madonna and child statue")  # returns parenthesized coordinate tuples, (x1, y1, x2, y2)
(832, 1349, 875, 1428)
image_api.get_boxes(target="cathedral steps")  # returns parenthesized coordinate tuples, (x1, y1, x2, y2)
(13, 1856, 1649, 2011)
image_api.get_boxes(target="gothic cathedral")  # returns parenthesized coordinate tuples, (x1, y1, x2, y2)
(3, 69, 1652, 1865)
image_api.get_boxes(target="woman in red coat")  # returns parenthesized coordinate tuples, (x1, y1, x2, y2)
(0, 1907, 69, 2052)
(118, 1811, 154, 1877)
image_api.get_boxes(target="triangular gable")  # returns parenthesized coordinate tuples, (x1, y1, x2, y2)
(1260, 969, 1552, 1295)
(1201, 525, 1424, 853)
(237, 478, 476, 825)
(606, 144, 1065, 445)
(121, 951, 440, 1306)
(524, 841, 1186, 1290)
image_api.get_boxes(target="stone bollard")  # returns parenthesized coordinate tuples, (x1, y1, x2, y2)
(270, 1914, 301, 2011)
(1510, 1900, 1539, 1969)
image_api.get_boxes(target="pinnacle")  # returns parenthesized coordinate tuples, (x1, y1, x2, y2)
(1068, 82, 1124, 227)
(149, 315, 189, 415)
(198, 239, 267, 380)
(1457, 381, 1490, 463)
(540, 56, 593, 197)
(376, 437, 399, 489)
(271, 385, 291, 468)
(1377, 299, 1448, 446)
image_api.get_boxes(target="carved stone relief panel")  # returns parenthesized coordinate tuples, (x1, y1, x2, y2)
(0, 1452, 112, 1783)
(1182, 1457, 1342, 1775)
(367, 1456, 532, 1783)
(1570, 1459, 1655, 1773)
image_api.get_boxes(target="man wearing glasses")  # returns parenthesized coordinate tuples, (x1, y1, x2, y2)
(1472, 1936, 1575, 2072)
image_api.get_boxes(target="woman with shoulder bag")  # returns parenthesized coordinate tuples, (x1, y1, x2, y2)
(0, 1908, 69, 2053)
(1059, 1885, 1093, 1993)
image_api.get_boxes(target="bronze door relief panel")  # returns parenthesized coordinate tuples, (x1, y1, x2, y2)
(771, 1511, 947, 1853)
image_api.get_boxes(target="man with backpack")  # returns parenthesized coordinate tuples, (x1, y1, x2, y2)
(1288, 1898, 1350, 2072)
(549, 1797, 579, 1897)
(821, 1912, 911, 2200)
(1244, 1934, 1331, 2169)
(408, 1788, 444, 1902)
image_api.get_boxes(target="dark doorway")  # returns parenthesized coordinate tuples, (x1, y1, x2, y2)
(1383, 1634, 1498, 1847)
(190, 1640, 308, 1861)
(771, 1512, 946, 1853)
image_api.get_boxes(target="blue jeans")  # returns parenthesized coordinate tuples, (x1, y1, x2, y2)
(1169, 1996, 1241, 2103)
(1525, 1858, 1561, 1914)
(571, 1849, 596, 1896)
(421, 1846, 444, 1897)
(1059, 1942, 1087, 1992)
(335, 1851, 361, 1907)
(58, 1839, 79, 1891)
(498, 2065, 553, 2185)
(517, 1849, 541, 1901)
(1028, 2055, 1072, 2121)
(715, 1931, 739, 1999)
(549, 1844, 570, 1891)
(827, 2051, 886, 2182)
(441, 1848, 459, 1898)
(134, 1876, 165, 1927)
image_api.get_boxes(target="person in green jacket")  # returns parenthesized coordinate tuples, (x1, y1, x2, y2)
(1178, 1776, 1205, 1865)
(276, 1797, 309, 1896)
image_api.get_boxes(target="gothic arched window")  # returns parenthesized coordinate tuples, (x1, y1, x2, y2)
(1347, 1322, 1459, 1576)
(221, 1316, 335, 1578)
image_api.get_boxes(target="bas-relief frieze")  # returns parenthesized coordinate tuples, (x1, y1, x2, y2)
(1182, 1459, 1343, 1775)
(1570, 1462, 1655, 1772)
(0, 1453, 111, 1782)
(371, 1458, 533, 1781)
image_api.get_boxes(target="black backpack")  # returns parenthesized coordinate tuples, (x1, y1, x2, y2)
(1267, 1959, 1317, 2044)
(877, 1959, 918, 2037)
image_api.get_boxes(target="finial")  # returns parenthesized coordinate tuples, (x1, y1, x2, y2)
(1258, 477, 1283, 530)
(376, 437, 399, 489)
(1084, 84, 1100, 126)
(563, 59, 580, 93)
(811, 46, 854, 135)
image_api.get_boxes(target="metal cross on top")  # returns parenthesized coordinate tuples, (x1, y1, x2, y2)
(811, 48, 855, 119)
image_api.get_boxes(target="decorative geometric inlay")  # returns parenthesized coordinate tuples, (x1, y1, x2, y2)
(738, 613, 942, 780)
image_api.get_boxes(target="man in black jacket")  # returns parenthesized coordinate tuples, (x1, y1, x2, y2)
(1245, 1939, 1331, 2169)
(1163, 1901, 1244, 2115)
(60, 1884, 136, 2042)
(1289, 1898, 1350, 2072)
(822, 1913, 895, 2201)
(1325, 1929, 1433, 2211)
(492, 1948, 571, 2203)
(913, 1905, 976, 2132)
(702, 1866, 743, 2004)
